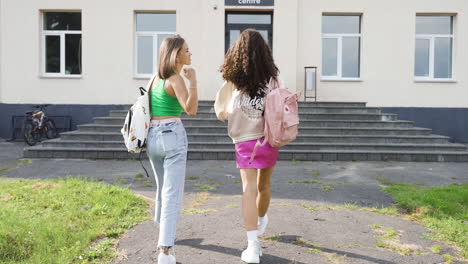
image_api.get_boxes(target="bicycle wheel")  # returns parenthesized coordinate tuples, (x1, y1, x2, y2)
(23, 122, 37, 146)
(44, 119, 58, 139)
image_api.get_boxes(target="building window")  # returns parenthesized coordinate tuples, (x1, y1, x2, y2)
(321, 15, 361, 80)
(42, 12, 82, 77)
(415, 15, 454, 80)
(135, 13, 176, 78)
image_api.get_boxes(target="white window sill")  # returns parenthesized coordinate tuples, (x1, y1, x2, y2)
(321, 77, 362, 82)
(40, 74, 82, 79)
(414, 78, 457, 83)
(134, 75, 152, 80)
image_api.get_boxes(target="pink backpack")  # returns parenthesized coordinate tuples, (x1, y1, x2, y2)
(249, 78, 300, 164)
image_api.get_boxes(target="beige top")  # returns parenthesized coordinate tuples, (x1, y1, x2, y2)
(228, 88, 267, 143)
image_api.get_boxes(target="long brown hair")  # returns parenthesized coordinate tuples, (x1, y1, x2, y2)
(220, 29, 279, 97)
(158, 34, 185, 79)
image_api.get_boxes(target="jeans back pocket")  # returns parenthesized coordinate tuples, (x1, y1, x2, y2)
(161, 129, 178, 153)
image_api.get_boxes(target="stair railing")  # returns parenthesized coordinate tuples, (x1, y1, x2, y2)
(304, 66, 317, 102)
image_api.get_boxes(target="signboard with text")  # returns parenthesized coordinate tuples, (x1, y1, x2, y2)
(225, 0, 274, 6)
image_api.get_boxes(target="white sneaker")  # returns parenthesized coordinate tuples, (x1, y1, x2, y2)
(241, 240, 262, 263)
(157, 252, 176, 264)
(257, 214, 269, 237)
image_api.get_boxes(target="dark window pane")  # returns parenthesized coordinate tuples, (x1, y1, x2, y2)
(65, 34, 82, 75)
(137, 36, 153, 74)
(342, 37, 360, 77)
(322, 38, 338, 76)
(46, 35, 60, 73)
(44, 12, 81, 30)
(229, 30, 241, 48)
(227, 14, 271, 24)
(416, 16, 452, 35)
(136, 13, 176, 32)
(415, 39, 430, 77)
(322, 15, 360, 34)
(434, 37, 452, 78)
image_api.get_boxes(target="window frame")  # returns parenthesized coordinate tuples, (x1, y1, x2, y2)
(41, 11, 82, 78)
(414, 15, 455, 82)
(321, 15, 362, 81)
(134, 12, 176, 79)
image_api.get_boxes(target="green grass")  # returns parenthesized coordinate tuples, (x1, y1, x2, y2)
(301, 204, 317, 212)
(181, 208, 217, 214)
(375, 176, 424, 187)
(0, 178, 149, 264)
(383, 183, 468, 258)
(195, 184, 214, 191)
(134, 173, 145, 179)
(203, 166, 224, 172)
(288, 180, 323, 184)
(263, 235, 281, 241)
(321, 185, 333, 191)
(371, 225, 398, 240)
(431, 245, 442, 254)
(0, 160, 32, 174)
(186, 176, 199, 181)
(443, 254, 454, 263)
(206, 179, 221, 186)
(312, 170, 320, 178)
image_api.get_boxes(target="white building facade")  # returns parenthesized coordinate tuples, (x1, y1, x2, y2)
(1, 0, 467, 141)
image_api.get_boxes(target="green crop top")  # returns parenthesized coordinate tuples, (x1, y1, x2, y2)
(150, 78, 183, 116)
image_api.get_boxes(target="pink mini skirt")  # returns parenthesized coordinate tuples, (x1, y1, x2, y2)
(235, 138, 279, 169)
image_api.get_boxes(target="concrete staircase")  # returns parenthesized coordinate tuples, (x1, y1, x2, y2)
(23, 101, 468, 162)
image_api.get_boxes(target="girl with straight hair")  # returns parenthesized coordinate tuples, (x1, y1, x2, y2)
(146, 34, 198, 264)
(217, 29, 280, 263)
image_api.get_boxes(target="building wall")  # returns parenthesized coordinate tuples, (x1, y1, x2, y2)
(0, 0, 467, 141)
(0, 0, 216, 105)
(1, 0, 467, 107)
(297, 0, 468, 107)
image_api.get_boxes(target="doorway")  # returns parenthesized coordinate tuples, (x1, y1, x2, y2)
(225, 11, 273, 53)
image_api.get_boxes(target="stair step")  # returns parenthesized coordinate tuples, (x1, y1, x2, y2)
(110, 105, 381, 115)
(186, 134, 449, 144)
(23, 146, 468, 162)
(41, 140, 467, 152)
(110, 110, 394, 120)
(94, 117, 415, 128)
(59, 131, 449, 144)
(78, 124, 431, 136)
(24, 100, 467, 162)
(120, 101, 368, 108)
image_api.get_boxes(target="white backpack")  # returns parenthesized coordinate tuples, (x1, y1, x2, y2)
(121, 74, 157, 153)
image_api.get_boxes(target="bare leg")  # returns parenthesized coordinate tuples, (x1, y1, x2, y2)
(257, 167, 274, 217)
(240, 168, 258, 231)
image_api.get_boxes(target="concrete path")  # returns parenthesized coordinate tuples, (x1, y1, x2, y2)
(1, 141, 467, 264)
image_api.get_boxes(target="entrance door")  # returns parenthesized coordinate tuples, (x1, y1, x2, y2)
(225, 11, 273, 53)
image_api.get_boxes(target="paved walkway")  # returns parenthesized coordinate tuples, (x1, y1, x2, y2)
(1, 141, 467, 264)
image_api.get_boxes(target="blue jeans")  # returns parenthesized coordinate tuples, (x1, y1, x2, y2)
(146, 121, 188, 247)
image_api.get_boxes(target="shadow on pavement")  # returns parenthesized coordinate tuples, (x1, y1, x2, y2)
(273, 235, 395, 264)
(177, 238, 309, 264)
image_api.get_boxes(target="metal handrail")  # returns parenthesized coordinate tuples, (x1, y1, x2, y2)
(304, 66, 317, 102)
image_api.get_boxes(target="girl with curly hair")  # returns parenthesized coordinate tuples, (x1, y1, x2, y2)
(217, 28, 279, 263)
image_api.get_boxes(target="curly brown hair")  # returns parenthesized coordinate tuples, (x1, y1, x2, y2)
(220, 29, 279, 97)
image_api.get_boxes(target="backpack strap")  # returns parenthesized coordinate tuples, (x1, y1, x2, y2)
(140, 74, 158, 178)
(139, 150, 150, 178)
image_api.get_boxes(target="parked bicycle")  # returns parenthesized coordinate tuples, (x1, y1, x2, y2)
(23, 104, 58, 146)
